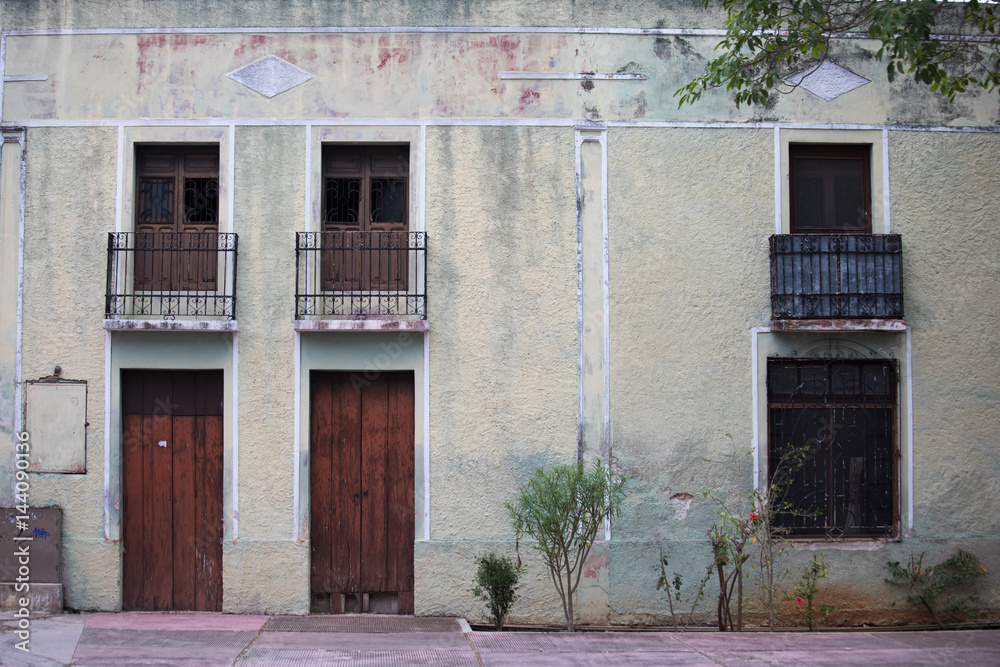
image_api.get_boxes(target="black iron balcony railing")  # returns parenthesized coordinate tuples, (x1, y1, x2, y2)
(770, 234, 902, 320)
(295, 231, 427, 319)
(106, 232, 238, 319)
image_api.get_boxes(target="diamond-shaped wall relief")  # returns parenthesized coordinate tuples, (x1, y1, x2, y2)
(786, 60, 870, 102)
(228, 55, 313, 98)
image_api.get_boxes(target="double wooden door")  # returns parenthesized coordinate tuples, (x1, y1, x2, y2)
(310, 371, 415, 614)
(321, 145, 409, 292)
(134, 145, 220, 291)
(121, 370, 224, 611)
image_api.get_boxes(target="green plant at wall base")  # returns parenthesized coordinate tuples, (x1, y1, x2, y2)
(886, 550, 988, 628)
(752, 441, 809, 632)
(703, 434, 807, 632)
(656, 547, 709, 631)
(507, 459, 626, 632)
(707, 507, 754, 631)
(471, 552, 523, 631)
(790, 554, 834, 631)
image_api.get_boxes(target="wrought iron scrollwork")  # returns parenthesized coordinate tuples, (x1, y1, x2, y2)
(294, 231, 427, 320)
(768, 356, 898, 539)
(104, 232, 238, 320)
(769, 234, 902, 320)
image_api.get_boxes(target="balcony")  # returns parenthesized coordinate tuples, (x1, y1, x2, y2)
(295, 231, 427, 326)
(770, 234, 903, 329)
(105, 232, 238, 323)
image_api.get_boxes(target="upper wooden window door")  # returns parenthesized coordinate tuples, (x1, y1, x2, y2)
(135, 145, 220, 291)
(789, 144, 872, 234)
(322, 145, 409, 291)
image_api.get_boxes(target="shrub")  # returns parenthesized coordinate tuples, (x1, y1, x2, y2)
(790, 554, 833, 631)
(471, 552, 523, 631)
(886, 550, 988, 627)
(507, 459, 626, 631)
(656, 547, 708, 630)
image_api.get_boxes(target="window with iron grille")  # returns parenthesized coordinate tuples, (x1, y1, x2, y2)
(321, 144, 409, 292)
(789, 144, 871, 234)
(767, 357, 898, 538)
(134, 145, 220, 290)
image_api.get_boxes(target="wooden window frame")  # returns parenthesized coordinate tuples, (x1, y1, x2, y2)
(134, 144, 221, 291)
(320, 144, 410, 292)
(321, 144, 409, 234)
(767, 357, 899, 539)
(789, 143, 872, 234)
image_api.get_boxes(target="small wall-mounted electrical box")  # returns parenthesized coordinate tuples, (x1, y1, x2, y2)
(24, 380, 87, 473)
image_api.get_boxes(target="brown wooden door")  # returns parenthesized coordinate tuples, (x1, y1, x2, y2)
(121, 370, 224, 611)
(310, 371, 414, 614)
(321, 145, 409, 292)
(134, 145, 220, 291)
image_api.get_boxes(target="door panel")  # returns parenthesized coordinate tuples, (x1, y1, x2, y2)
(121, 412, 144, 611)
(310, 370, 414, 613)
(359, 376, 388, 593)
(122, 369, 224, 611)
(171, 412, 196, 611)
(195, 414, 224, 611)
(386, 375, 415, 593)
(333, 376, 363, 593)
(309, 374, 334, 594)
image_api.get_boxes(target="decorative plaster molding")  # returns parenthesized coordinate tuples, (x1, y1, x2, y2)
(228, 55, 313, 98)
(787, 60, 870, 102)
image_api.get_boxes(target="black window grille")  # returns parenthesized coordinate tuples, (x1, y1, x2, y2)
(768, 357, 898, 538)
(769, 234, 903, 320)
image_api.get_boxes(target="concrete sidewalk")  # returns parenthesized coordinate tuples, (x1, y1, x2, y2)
(0, 612, 997, 666)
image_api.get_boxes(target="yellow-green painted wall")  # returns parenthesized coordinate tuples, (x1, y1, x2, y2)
(1, 0, 998, 625)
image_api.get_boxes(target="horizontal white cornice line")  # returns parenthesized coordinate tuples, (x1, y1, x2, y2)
(5, 26, 996, 43)
(499, 72, 647, 80)
(4, 26, 731, 37)
(3, 119, 1000, 133)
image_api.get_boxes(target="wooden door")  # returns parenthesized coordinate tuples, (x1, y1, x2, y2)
(321, 145, 409, 292)
(134, 145, 220, 291)
(122, 370, 224, 611)
(310, 371, 414, 614)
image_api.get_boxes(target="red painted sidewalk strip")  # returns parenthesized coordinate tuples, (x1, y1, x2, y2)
(84, 612, 270, 631)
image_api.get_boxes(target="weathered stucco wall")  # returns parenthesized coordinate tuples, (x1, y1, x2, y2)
(891, 131, 1000, 542)
(226, 125, 307, 613)
(1, 0, 998, 624)
(19, 127, 118, 609)
(606, 126, 774, 622)
(2, 0, 721, 31)
(4, 6, 997, 126)
(420, 125, 577, 621)
(602, 126, 1000, 625)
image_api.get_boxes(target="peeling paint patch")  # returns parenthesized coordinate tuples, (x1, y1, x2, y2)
(670, 492, 694, 520)
(516, 87, 540, 113)
(376, 37, 410, 71)
(620, 92, 647, 118)
(653, 36, 703, 62)
(616, 61, 645, 75)
(582, 547, 609, 579)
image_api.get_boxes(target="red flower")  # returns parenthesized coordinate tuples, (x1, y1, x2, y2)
(749, 512, 759, 522)
(795, 595, 804, 607)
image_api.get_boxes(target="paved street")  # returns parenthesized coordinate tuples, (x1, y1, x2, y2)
(0, 613, 997, 666)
